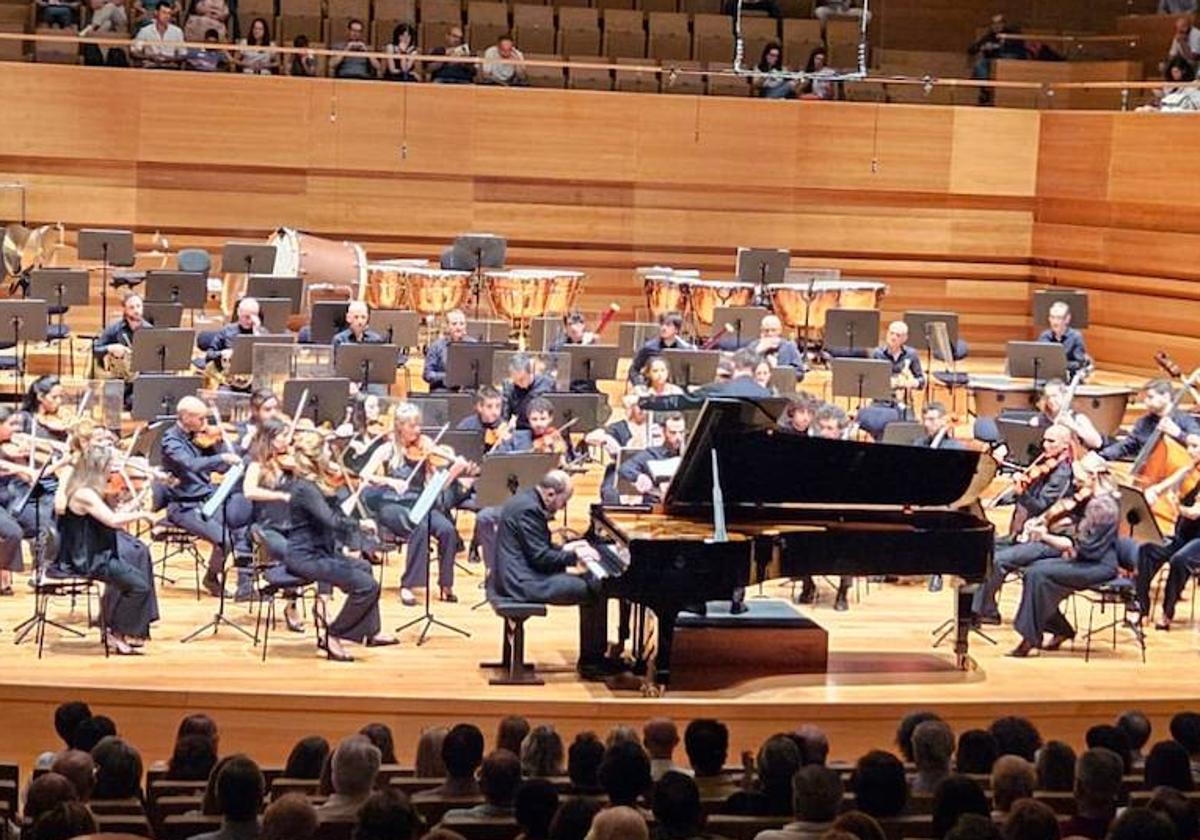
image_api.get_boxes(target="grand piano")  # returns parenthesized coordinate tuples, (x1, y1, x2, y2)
(588, 397, 997, 689)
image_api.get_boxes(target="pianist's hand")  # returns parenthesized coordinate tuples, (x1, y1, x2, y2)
(573, 544, 600, 565)
(565, 561, 590, 576)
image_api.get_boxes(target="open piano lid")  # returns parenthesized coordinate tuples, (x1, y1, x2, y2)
(662, 398, 996, 510)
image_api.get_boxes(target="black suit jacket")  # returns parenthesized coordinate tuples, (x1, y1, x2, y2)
(495, 488, 582, 602)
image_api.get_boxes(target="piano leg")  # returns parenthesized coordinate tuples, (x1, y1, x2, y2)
(647, 607, 680, 694)
(954, 584, 976, 671)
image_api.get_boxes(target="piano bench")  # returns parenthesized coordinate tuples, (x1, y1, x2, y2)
(482, 600, 548, 686)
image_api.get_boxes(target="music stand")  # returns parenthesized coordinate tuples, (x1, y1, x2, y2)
(143, 302, 183, 328)
(619, 322, 660, 358)
(830, 358, 893, 412)
(1117, 483, 1162, 544)
(222, 242, 277, 277)
(1006, 341, 1067, 387)
(29, 269, 89, 377)
(132, 374, 204, 421)
(78, 229, 134, 339)
(131, 328, 195, 375)
(371, 310, 420, 348)
(409, 396, 450, 427)
(0, 299, 47, 401)
(880, 421, 925, 446)
(440, 430, 486, 464)
(257, 298, 292, 334)
(768, 366, 797, 394)
(529, 316, 560, 352)
(283, 377, 350, 426)
(396, 467, 470, 645)
(475, 452, 559, 507)
(450, 234, 506, 319)
(735, 247, 789, 298)
(246, 275, 303, 314)
(310, 300, 350, 344)
(565, 345, 620, 384)
(334, 343, 400, 391)
(825, 309, 880, 356)
(905, 310, 960, 352)
(145, 272, 207, 309)
(544, 393, 611, 434)
(714, 306, 769, 348)
(1033, 289, 1089, 330)
(997, 417, 1046, 467)
(228, 335, 295, 382)
(447, 342, 508, 390)
(663, 349, 721, 388)
(465, 318, 509, 343)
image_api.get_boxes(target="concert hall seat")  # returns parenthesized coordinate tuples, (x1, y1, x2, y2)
(705, 61, 750, 95)
(876, 814, 936, 840)
(557, 8, 600, 56)
(661, 58, 703, 94)
(781, 17, 820, 66)
(601, 9, 645, 59)
(34, 26, 78, 63)
(824, 16, 859, 64)
(93, 814, 153, 837)
(327, 0, 369, 23)
(512, 4, 554, 53)
(615, 56, 659, 91)
(691, 13, 732, 64)
(420, 0, 462, 25)
(738, 15, 777, 64)
(467, 2, 509, 52)
(419, 19, 457, 49)
(374, 0, 417, 24)
(523, 52, 566, 86)
(647, 11, 689, 60)
(640, 0, 677, 12)
(278, 0, 319, 18)
(277, 14, 323, 44)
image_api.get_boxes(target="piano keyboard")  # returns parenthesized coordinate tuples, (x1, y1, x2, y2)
(583, 542, 631, 580)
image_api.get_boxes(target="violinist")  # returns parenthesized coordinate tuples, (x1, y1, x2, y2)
(856, 321, 925, 441)
(0, 408, 31, 596)
(24, 375, 72, 443)
(455, 386, 506, 440)
(53, 445, 157, 655)
(159, 396, 252, 598)
(237, 388, 281, 454)
(502, 353, 556, 430)
(974, 379, 1102, 451)
(422, 309, 475, 392)
(750, 314, 806, 373)
(629, 311, 693, 386)
(286, 432, 397, 662)
(972, 423, 1077, 625)
(1100, 379, 1200, 461)
(1037, 301, 1090, 378)
(1135, 432, 1200, 630)
(341, 392, 389, 475)
(586, 393, 656, 504)
(364, 403, 466, 607)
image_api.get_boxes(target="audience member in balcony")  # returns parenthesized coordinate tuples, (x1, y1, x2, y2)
(567, 732, 605, 795)
(413, 724, 483, 801)
(968, 13, 1023, 105)
(442, 749, 523, 820)
(290, 35, 318, 76)
(1151, 56, 1200, 111)
(1166, 16, 1200, 66)
(801, 46, 839, 100)
(333, 19, 381, 80)
(133, 0, 180, 29)
(725, 735, 801, 817)
(184, 0, 227, 42)
(318, 736, 382, 820)
(186, 29, 232, 71)
(643, 719, 689, 782)
(849, 751, 907, 820)
(1148, 787, 1200, 840)
(91, 736, 144, 801)
(498, 716, 531, 756)
(1062, 748, 1123, 840)
(81, 0, 130, 65)
(1144, 740, 1195, 792)
(988, 756, 1035, 818)
(1035, 740, 1075, 792)
(911, 720, 955, 796)
(754, 43, 796, 99)
(191, 756, 265, 840)
(954, 730, 998, 775)
(26, 802, 96, 840)
(236, 17, 277, 74)
(753, 765, 843, 840)
(430, 26, 475, 84)
(384, 23, 420, 81)
(515, 779, 559, 840)
(813, 0, 870, 26)
(36, 0, 79, 28)
(133, 2, 185, 68)
(482, 33, 528, 86)
(1160, 0, 1197, 14)
(354, 788, 423, 840)
(360, 724, 398, 765)
(1116, 711, 1152, 770)
(523, 725, 566, 778)
(262, 794, 318, 840)
(284, 736, 330, 780)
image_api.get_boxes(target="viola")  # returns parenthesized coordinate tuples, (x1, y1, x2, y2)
(404, 436, 456, 469)
(1013, 449, 1070, 494)
(36, 406, 77, 436)
(532, 427, 567, 455)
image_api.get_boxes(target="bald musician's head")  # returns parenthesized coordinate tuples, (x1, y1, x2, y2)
(346, 301, 369, 336)
(176, 396, 208, 433)
(759, 315, 783, 339)
(885, 321, 909, 352)
(123, 294, 144, 327)
(537, 470, 573, 514)
(1048, 301, 1071, 336)
(237, 297, 261, 330)
(1042, 423, 1072, 456)
(446, 309, 467, 342)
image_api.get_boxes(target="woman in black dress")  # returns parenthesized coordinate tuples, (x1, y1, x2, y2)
(287, 433, 397, 661)
(53, 445, 157, 655)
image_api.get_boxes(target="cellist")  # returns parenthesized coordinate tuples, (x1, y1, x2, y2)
(1100, 379, 1199, 461)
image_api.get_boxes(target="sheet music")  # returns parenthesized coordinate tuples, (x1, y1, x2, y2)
(647, 456, 681, 482)
(201, 461, 245, 520)
(409, 467, 453, 525)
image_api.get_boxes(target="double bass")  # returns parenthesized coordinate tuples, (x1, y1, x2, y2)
(1134, 352, 1200, 533)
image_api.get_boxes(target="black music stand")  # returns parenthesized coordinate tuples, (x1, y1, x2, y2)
(735, 247, 789, 302)
(825, 309, 880, 357)
(255, 298, 291, 334)
(78, 229, 134, 341)
(246, 275, 302, 313)
(0, 299, 48, 401)
(228, 335, 295, 385)
(880, 421, 925, 446)
(440, 430, 486, 464)
(396, 467, 470, 645)
(565, 345, 620, 384)
(131, 374, 204, 421)
(131, 328, 195, 375)
(447, 342, 508, 390)
(997, 417, 1046, 468)
(663, 349, 721, 388)
(1007, 341, 1067, 388)
(830, 358, 893, 413)
(408, 396, 450, 427)
(143, 302, 183, 328)
(466, 318, 510, 343)
(906, 310, 961, 401)
(450, 234, 506, 319)
(714, 306, 769, 348)
(222, 242, 277, 277)
(372, 310, 421, 348)
(619, 322, 659, 358)
(768, 366, 797, 394)
(29, 269, 89, 378)
(283, 378, 350, 426)
(145, 271, 206, 307)
(544, 393, 611, 434)
(1033, 289, 1090, 329)
(310, 301, 351, 344)
(335, 343, 400, 392)
(476, 452, 560, 507)
(529, 316, 559, 352)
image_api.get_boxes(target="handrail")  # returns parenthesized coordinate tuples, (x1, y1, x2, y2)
(996, 32, 1140, 44)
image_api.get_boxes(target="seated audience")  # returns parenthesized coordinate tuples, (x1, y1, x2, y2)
(36, 0, 79, 27)
(801, 47, 839, 100)
(989, 716, 1042, 762)
(184, 0, 228, 42)
(285, 736, 331, 780)
(384, 23, 420, 81)
(415, 726, 449, 778)
(911, 719, 955, 795)
(132, 3, 185, 68)
(989, 756, 1035, 816)
(1148, 786, 1199, 840)
(498, 716, 532, 755)
(644, 718, 689, 781)
(523, 725, 566, 778)
(360, 723, 398, 765)
(683, 719, 737, 799)
(1062, 748, 1123, 840)
(549, 798, 601, 840)
(185, 29, 230, 71)
(599, 740, 653, 811)
(290, 34, 318, 76)
(430, 26, 475, 84)
(1106, 807, 1177, 840)
(73, 716, 117, 754)
(955, 729, 999, 775)
(168, 733, 219, 781)
(1171, 711, 1200, 777)
(332, 19, 381, 80)
(24, 774, 79, 824)
(236, 17, 277, 74)
(1116, 711, 1152, 769)
(481, 34, 527, 85)
(896, 711, 943, 765)
(26, 802, 97, 840)
(262, 794, 319, 840)
(753, 765, 842, 840)
(1160, 0, 1197, 12)
(441, 749, 522, 820)
(652, 772, 711, 840)
(724, 734, 801, 816)
(814, 0, 870, 24)
(930, 776, 989, 837)
(585, 806, 648, 840)
(91, 736, 144, 800)
(828, 811, 886, 840)
(50, 750, 95, 802)
(515, 778, 560, 840)
(794, 725, 830, 768)
(944, 814, 1001, 840)
(318, 735, 382, 820)
(1144, 740, 1195, 791)
(850, 751, 907, 819)
(1086, 725, 1133, 774)
(354, 788, 422, 840)
(192, 756, 265, 840)
(413, 723, 484, 801)
(37, 701, 92, 768)
(1001, 799, 1060, 840)
(754, 42, 796, 99)
(567, 732, 605, 795)
(80, 0, 130, 65)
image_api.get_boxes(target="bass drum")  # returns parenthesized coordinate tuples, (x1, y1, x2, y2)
(221, 228, 368, 317)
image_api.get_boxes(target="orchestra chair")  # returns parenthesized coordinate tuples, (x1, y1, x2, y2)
(149, 521, 206, 599)
(15, 534, 109, 660)
(1074, 575, 1146, 663)
(249, 529, 320, 662)
(480, 569, 546, 686)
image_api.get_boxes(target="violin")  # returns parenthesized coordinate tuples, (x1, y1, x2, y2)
(36, 405, 78, 437)
(404, 436, 457, 470)
(1018, 486, 1095, 544)
(1012, 449, 1070, 494)
(532, 427, 568, 455)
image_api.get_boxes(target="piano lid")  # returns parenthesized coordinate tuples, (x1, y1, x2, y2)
(663, 399, 996, 510)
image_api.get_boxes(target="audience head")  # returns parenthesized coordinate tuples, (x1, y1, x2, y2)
(931, 775, 989, 838)
(24, 773, 79, 823)
(852, 750, 908, 818)
(203, 755, 238, 817)
(262, 793, 318, 840)
(829, 810, 887, 840)
(50, 750, 95, 802)
(794, 724, 830, 767)
(246, 16, 269, 44)
(480, 749, 522, 807)
(521, 724, 565, 778)
(1107, 806, 1177, 840)
(514, 778, 559, 840)
(27, 801, 97, 840)
(642, 718, 680, 760)
(359, 723, 397, 765)
(990, 755, 1036, 813)
(605, 725, 641, 748)
(944, 814, 1002, 840)
(1145, 739, 1195, 792)
(177, 713, 219, 750)
(91, 736, 143, 800)
(989, 716, 1042, 762)
(54, 701, 92, 749)
(168, 733, 218, 781)
(598, 739, 652, 807)
(913, 719, 955, 775)
(1166, 55, 1196, 83)
(442, 722, 485, 780)
(1149, 786, 1199, 840)
(1171, 712, 1200, 757)
(285, 735, 331, 780)
(791, 764, 843, 824)
(1074, 747, 1124, 818)
(331, 735, 382, 799)
(549, 797, 601, 840)
(652, 771, 704, 840)
(353, 787, 422, 840)
(567, 732, 604, 791)
(585, 805, 648, 840)
(758, 40, 782, 71)
(214, 755, 265, 822)
(72, 715, 116, 753)
(1087, 724, 1133, 774)
(805, 45, 828, 73)
(415, 726, 448, 778)
(956, 729, 999, 775)
(757, 734, 803, 805)
(1117, 710, 1152, 756)
(1036, 740, 1076, 792)
(1001, 798, 1060, 840)
(497, 715, 531, 755)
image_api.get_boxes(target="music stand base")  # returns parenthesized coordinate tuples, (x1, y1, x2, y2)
(930, 617, 995, 648)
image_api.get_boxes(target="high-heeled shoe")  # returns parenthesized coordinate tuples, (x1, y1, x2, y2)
(439, 587, 458, 603)
(284, 604, 305, 634)
(322, 641, 354, 662)
(106, 634, 141, 656)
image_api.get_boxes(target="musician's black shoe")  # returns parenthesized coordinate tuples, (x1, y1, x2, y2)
(927, 575, 943, 593)
(577, 657, 629, 682)
(729, 600, 748, 615)
(1043, 632, 1074, 651)
(201, 574, 226, 599)
(1007, 639, 1036, 658)
(439, 587, 458, 603)
(794, 581, 816, 605)
(834, 589, 850, 612)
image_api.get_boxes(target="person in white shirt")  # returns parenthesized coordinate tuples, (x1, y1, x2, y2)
(481, 33, 527, 86)
(133, 2, 184, 68)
